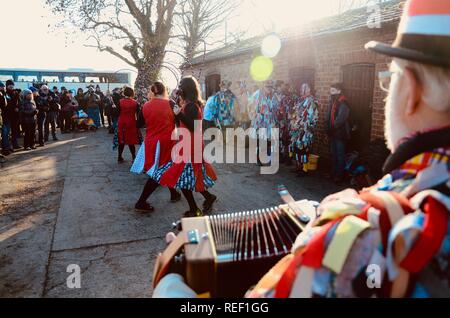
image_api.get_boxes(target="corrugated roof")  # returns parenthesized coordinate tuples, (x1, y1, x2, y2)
(189, 0, 404, 66)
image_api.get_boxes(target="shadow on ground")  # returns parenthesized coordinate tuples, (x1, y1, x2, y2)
(0, 128, 343, 297)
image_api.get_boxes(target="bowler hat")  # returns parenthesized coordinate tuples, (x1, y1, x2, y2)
(366, 0, 450, 68)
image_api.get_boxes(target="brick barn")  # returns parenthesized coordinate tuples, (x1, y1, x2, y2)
(182, 0, 404, 159)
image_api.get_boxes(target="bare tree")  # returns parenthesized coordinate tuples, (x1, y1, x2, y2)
(174, 0, 240, 66)
(46, 0, 240, 96)
(46, 0, 177, 98)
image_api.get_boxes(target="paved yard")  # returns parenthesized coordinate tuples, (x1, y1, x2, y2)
(0, 129, 342, 297)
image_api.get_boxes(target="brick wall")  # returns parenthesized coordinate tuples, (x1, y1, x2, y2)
(184, 22, 398, 159)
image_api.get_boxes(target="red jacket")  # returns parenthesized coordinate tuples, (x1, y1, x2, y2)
(142, 98, 176, 172)
(118, 98, 139, 145)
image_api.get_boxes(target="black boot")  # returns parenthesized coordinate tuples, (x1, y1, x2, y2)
(170, 191, 182, 203)
(183, 209, 203, 218)
(202, 194, 217, 214)
(135, 201, 154, 213)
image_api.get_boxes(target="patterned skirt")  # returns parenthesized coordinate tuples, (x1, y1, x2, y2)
(156, 161, 217, 192)
(131, 143, 217, 192)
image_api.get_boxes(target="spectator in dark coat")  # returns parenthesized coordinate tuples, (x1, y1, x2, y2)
(19, 89, 38, 150)
(0, 82, 3, 126)
(111, 87, 122, 134)
(5, 80, 21, 150)
(84, 85, 102, 129)
(42, 86, 59, 141)
(61, 90, 78, 133)
(112, 87, 123, 108)
(0, 83, 3, 161)
(95, 85, 106, 127)
(325, 83, 351, 183)
(0, 81, 9, 155)
(29, 87, 41, 146)
(61, 90, 79, 133)
(58, 87, 68, 129)
(104, 90, 115, 134)
(75, 88, 86, 112)
(36, 85, 51, 146)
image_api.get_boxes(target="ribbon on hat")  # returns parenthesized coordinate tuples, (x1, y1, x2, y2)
(399, 0, 450, 36)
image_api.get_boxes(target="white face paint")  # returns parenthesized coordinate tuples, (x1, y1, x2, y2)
(330, 87, 340, 95)
(301, 84, 311, 96)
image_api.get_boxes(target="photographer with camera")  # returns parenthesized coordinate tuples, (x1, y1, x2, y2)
(95, 85, 106, 127)
(40, 85, 59, 142)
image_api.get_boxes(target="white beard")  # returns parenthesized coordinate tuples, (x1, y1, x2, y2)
(384, 85, 410, 152)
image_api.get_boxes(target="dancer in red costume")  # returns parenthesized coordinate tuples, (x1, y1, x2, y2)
(157, 76, 218, 217)
(117, 86, 139, 163)
(134, 82, 181, 212)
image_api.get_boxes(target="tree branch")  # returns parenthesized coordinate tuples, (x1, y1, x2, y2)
(86, 34, 137, 67)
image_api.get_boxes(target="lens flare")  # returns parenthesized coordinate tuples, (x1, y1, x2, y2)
(250, 56, 273, 82)
(261, 34, 282, 58)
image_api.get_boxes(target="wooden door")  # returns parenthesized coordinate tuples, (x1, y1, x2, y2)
(342, 64, 375, 151)
(289, 67, 315, 94)
(205, 74, 221, 99)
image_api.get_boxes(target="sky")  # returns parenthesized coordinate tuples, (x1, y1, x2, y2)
(0, 0, 351, 86)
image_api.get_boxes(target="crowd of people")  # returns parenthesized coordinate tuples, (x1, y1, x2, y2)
(0, 64, 353, 186)
(107, 73, 352, 217)
(1, 0, 449, 299)
(0, 81, 125, 161)
(154, 0, 450, 298)
(0, 73, 351, 212)
(204, 79, 349, 183)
